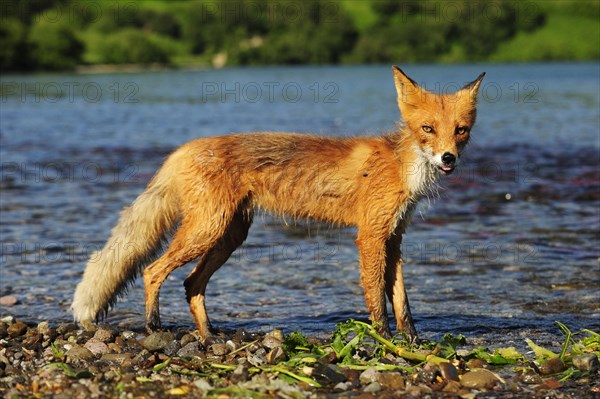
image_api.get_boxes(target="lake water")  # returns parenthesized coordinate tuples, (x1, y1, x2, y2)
(1, 63, 599, 346)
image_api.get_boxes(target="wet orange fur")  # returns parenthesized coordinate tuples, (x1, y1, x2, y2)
(71, 67, 484, 341)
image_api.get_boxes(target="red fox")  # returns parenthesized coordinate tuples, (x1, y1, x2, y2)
(72, 67, 485, 342)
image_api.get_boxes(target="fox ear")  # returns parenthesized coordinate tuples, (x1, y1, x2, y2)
(392, 66, 426, 111)
(462, 72, 486, 100)
(392, 66, 420, 98)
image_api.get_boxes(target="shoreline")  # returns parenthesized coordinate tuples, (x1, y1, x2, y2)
(1, 316, 598, 398)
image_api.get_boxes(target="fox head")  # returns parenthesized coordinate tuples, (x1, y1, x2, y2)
(393, 66, 485, 175)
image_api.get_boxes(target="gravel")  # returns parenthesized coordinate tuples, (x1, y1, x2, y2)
(0, 318, 598, 398)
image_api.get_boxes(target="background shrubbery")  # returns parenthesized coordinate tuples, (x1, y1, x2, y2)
(1, 0, 598, 71)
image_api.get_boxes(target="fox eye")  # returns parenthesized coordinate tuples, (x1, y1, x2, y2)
(456, 126, 469, 135)
(422, 125, 434, 134)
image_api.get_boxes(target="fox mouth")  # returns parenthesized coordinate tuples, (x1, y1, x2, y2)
(438, 165, 455, 175)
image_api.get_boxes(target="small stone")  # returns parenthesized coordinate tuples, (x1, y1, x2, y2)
(125, 338, 143, 351)
(460, 369, 499, 389)
(7, 320, 28, 337)
(311, 363, 346, 385)
(320, 351, 337, 364)
(108, 343, 122, 353)
(163, 340, 181, 357)
(84, 340, 109, 356)
(247, 342, 261, 353)
(210, 343, 229, 356)
(442, 380, 462, 393)
(66, 345, 95, 361)
(265, 329, 284, 341)
(193, 379, 213, 394)
(542, 379, 561, 389)
(334, 381, 352, 391)
(226, 340, 238, 352)
(236, 357, 251, 367)
(418, 362, 440, 383)
(262, 335, 282, 349)
(359, 367, 380, 384)
(180, 333, 197, 346)
(376, 372, 405, 390)
(341, 368, 361, 386)
(0, 296, 18, 307)
(0, 323, 7, 339)
(364, 381, 381, 393)
(101, 353, 133, 363)
(248, 349, 266, 366)
(466, 358, 486, 369)
(233, 328, 251, 342)
(539, 357, 566, 375)
(406, 385, 424, 396)
(177, 342, 200, 358)
(520, 370, 543, 384)
(56, 323, 78, 336)
(230, 364, 249, 383)
(438, 362, 459, 381)
(573, 354, 599, 372)
(266, 346, 286, 364)
(22, 332, 43, 350)
(143, 332, 175, 352)
(93, 328, 114, 343)
(37, 321, 52, 336)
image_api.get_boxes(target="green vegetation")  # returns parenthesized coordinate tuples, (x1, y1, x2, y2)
(47, 319, 600, 391)
(1, 0, 598, 71)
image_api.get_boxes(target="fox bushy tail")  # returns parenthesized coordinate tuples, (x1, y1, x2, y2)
(71, 172, 179, 326)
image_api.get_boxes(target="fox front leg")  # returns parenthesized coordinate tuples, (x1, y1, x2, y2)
(385, 232, 418, 342)
(356, 234, 392, 338)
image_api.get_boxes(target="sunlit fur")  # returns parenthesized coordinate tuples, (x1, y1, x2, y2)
(71, 67, 484, 341)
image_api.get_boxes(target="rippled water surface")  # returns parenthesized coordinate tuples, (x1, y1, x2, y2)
(1, 64, 598, 345)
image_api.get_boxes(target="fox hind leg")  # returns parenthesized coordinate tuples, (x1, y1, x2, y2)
(143, 202, 241, 332)
(184, 205, 253, 342)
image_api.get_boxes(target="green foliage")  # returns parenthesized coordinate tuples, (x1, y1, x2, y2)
(348, 0, 532, 63)
(1, 0, 66, 23)
(331, 319, 449, 365)
(455, 1, 520, 60)
(50, 342, 65, 358)
(27, 17, 83, 70)
(3, 0, 598, 71)
(469, 347, 522, 365)
(437, 333, 467, 359)
(0, 18, 30, 70)
(282, 331, 310, 354)
(46, 362, 93, 379)
(339, 0, 378, 32)
(88, 4, 181, 38)
(490, 13, 600, 62)
(93, 29, 170, 65)
(331, 319, 366, 362)
(576, 329, 600, 353)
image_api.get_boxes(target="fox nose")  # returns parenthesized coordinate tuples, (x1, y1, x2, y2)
(442, 152, 456, 166)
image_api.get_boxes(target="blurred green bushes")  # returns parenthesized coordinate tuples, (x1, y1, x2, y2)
(0, 0, 597, 71)
(92, 29, 170, 64)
